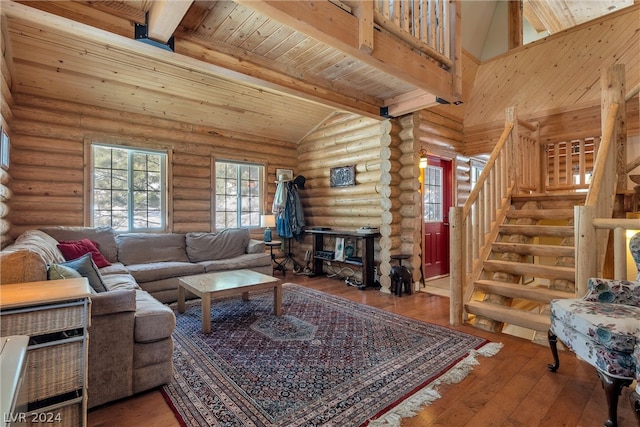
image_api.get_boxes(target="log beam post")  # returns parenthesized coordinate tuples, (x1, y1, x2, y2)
(450, 206, 464, 325)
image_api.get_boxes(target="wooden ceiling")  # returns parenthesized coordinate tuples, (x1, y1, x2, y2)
(524, 0, 634, 34)
(2, 1, 636, 144)
(3, 0, 456, 143)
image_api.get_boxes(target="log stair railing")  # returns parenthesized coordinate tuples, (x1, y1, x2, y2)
(450, 65, 631, 339)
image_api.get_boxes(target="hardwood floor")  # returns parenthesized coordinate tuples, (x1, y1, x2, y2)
(88, 275, 637, 427)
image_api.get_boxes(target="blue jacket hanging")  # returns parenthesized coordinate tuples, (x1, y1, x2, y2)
(276, 182, 305, 240)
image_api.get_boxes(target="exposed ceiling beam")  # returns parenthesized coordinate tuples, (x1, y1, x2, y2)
(508, 0, 523, 50)
(523, 0, 565, 34)
(349, 0, 374, 54)
(234, 0, 457, 102)
(3, 1, 382, 120)
(523, 0, 548, 33)
(147, 0, 194, 44)
(383, 89, 439, 118)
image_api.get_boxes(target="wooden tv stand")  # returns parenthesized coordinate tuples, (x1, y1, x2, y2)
(306, 229, 380, 289)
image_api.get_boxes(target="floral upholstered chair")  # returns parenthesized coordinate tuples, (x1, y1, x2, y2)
(548, 232, 640, 427)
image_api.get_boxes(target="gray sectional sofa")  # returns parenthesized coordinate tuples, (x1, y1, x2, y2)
(0, 226, 272, 408)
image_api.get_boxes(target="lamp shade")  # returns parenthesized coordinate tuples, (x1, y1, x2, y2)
(260, 214, 276, 228)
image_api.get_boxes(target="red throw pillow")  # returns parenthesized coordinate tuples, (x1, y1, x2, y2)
(57, 239, 111, 268)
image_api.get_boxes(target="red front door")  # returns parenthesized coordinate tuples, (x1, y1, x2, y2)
(422, 156, 452, 279)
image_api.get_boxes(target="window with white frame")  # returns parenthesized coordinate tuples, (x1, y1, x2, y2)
(92, 144, 166, 231)
(215, 161, 262, 229)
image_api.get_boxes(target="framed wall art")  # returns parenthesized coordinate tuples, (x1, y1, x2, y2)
(330, 165, 355, 187)
(1, 128, 9, 170)
(276, 168, 293, 182)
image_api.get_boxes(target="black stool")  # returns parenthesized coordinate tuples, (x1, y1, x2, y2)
(390, 255, 412, 296)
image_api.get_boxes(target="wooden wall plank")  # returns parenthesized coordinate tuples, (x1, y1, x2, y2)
(6, 94, 298, 237)
(466, 6, 640, 128)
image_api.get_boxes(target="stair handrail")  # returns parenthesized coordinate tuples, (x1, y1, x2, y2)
(575, 102, 620, 294)
(585, 103, 620, 209)
(450, 107, 516, 325)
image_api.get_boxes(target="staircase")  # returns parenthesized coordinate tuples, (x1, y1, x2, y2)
(451, 95, 625, 336)
(465, 193, 586, 336)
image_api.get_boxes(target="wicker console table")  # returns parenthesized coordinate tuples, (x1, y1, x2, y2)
(0, 278, 92, 427)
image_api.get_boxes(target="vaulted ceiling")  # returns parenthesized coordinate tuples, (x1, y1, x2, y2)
(1, 0, 636, 144)
(523, 0, 634, 34)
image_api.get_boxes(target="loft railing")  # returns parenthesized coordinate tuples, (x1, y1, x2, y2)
(543, 138, 600, 192)
(373, 0, 454, 68)
(512, 118, 541, 193)
(331, 0, 461, 101)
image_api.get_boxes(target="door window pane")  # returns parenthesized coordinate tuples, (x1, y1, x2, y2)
(423, 165, 443, 222)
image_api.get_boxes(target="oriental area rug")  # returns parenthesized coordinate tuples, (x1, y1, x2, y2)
(162, 283, 502, 427)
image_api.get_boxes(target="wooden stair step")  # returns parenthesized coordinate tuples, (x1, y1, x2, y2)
(511, 193, 586, 203)
(506, 209, 574, 220)
(474, 279, 575, 303)
(511, 193, 586, 210)
(491, 242, 574, 258)
(466, 301, 551, 332)
(499, 224, 574, 237)
(483, 260, 575, 281)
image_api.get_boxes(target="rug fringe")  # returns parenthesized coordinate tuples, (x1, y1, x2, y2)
(368, 342, 503, 427)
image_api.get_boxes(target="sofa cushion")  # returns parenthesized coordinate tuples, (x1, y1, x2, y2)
(200, 253, 272, 273)
(99, 262, 130, 276)
(60, 253, 108, 293)
(185, 229, 250, 262)
(48, 264, 83, 280)
(134, 290, 176, 343)
(630, 232, 640, 281)
(57, 238, 111, 268)
(102, 273, 140, 292)
(551, 313, 636, 379)
(584, 278, 640, 307)
(42, 226, 118, 263)
(247, 239, 266, 254)
(117, 233, 189, 265)
(551, 298, 640, 353)
(126, 262, 204, 283)
(13, 229, 65, 265)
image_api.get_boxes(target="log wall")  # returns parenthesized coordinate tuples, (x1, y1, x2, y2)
(296, 113, 392, 289)
(455, 155, 472, 206)
(6, 93, 298, 239)
(396, 109, 464, 286)
(1, 24, 14, 248)
(377, 118, 404, 290)
(395, 114, 421, 287)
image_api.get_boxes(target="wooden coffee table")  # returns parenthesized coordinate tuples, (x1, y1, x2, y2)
(177, 269, 282, 333)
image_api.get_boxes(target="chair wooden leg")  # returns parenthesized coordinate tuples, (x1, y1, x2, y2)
(547, 330, 560, 372)
(597, 371, 632, 427)
(630, 390, 640, 426)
